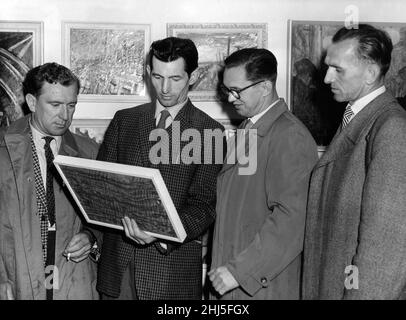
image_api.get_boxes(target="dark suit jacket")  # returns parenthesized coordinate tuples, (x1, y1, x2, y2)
(303, 91, 406, 299)
(96, 100, 223, 299)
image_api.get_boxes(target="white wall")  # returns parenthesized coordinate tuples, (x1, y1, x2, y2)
(2, 0, 405, 120)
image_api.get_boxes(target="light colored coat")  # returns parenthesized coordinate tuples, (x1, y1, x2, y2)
(0, 116, 99, 300)
(211, 99, 318, 299)
(302, 91, 406, 299)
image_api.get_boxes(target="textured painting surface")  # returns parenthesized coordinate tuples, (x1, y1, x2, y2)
(0, 31, 32, 125)
(70, 28, 146, 96)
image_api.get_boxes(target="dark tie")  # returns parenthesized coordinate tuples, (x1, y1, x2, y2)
(43, 136, 56, 300)
(43, 136, 56, 226)
(341, 103, 354, 129)
(156, 109, 171, 129)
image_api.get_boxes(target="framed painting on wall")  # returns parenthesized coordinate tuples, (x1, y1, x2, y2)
(62, 22, 150, 103)
(288, 20, 406, 146)
(70, 118, 111, 145)
(0, 21, 43, 126)
(167, 23, 267, 101)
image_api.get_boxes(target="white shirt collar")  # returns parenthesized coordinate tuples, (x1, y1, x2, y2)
(350, 86, 386, 118)
(249, 98, 280, 124)
(154, 99, 188, 124)
(29, 116, 62, 155)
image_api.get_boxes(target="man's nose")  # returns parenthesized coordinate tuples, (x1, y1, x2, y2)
(59, 105, 69, 120)
(324, 67, 334, 84)
(162, 79, 170, 94)
(228, 92, 237, 103)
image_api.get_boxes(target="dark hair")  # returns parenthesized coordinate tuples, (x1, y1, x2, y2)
(23, 62, 80, 97)
(332, 24, 393, 77)
(148, 37, 198, 76)
(224, 48, 278, 83)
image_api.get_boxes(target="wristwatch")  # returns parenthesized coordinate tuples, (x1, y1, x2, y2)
(89, 242, 101, 263)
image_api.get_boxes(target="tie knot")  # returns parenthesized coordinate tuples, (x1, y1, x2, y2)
(156, 109, 171, 129)
(43, 136, 54, 146)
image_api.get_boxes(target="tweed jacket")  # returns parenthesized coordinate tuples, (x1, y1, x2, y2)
(302, 91, 406, 299)
(211, 99, 318, 299)
(0, 116, 99, 300)
(96, 100, 223, 299)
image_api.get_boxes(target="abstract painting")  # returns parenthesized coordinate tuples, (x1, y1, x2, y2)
(0, 21, 42, 126)
(289, 21, 406, 146)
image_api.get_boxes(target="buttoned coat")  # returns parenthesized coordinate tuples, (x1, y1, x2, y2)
(302, 91, 406, 299)
(0, 116, 99, 300)
(211, 99, 318, 299)
(96, 100, 223, 299)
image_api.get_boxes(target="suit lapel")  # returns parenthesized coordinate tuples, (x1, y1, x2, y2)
(316, 91, 397, 168)
(139, 102, 157, 167)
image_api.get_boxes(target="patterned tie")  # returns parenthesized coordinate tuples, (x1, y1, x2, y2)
(43, 136, 56, 226)
(341, 103, 354, 129)
(156, 109, 171, 129)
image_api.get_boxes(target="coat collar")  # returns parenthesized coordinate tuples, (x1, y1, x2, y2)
(316, 91, 397, 168)
(219, 99, 289, 175)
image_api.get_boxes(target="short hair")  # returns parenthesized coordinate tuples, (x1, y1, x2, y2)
(148, 37, 198, 77)
(23, 62, 80, 97)
(224, 48, 278, 83)
(332, 24, 393, 77)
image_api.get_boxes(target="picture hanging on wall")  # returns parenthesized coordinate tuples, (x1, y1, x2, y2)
(167, 23, 267, 101)
(62, 22, 150, 102)
(0, 21, 43, 126)
(70, 118, 111, 145)
(288, 20, 406, 146)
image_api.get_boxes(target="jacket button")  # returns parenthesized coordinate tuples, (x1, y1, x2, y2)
(27, 177, 32, 182)
(261, 277, 267, 285)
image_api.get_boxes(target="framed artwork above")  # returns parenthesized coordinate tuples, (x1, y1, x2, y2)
(62, 22, 150, 103)
(0, 21, 43, 125)
(167, 23, 267, 101)
(288, 20, 406, 146)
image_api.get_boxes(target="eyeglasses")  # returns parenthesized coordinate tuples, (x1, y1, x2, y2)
(220, 80, 265, 99)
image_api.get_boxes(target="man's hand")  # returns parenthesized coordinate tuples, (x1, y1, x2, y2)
(0, 282, 14, 300)
(122, 216, 156, 245)
(64, 232, 93, 263)
(208, 266, 239, 296)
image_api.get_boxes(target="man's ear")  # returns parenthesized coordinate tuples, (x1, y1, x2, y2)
(262, 80, 273, 97)
(188, 70, 198, 86)
(25, 94, 37, 113)
(365, 63, 380, 85)
(146, 65, 151, 76)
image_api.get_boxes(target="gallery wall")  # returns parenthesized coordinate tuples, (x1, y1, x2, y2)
(1, 0, 405, 123)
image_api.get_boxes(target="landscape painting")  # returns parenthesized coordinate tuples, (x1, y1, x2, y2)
(168, 23, 267, 100)
(63, 22, 150, 102)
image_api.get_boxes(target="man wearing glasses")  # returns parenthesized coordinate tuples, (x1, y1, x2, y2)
(209, 48, 318, 299)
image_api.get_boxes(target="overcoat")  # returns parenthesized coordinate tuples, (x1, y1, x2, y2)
(211, 99, 318, 299)
(96, 100, 223, 299)
(0, 116, 99, 300)
(302, 91, 406, 299)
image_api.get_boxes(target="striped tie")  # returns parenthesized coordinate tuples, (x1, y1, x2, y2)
(341, 104, 354, 129)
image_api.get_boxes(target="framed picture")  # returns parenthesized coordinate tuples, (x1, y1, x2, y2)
(70, 118, 111, 145)
(288, 20, 406, 146)
(0, 21, 43, 126)
(54, 155, 187, 242)
(167, 23, 267, 101)
(62, 22, 150, 102)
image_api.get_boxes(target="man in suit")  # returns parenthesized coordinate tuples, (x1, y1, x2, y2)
(209, 48, 318, 299)
(0, 62, 100, 300)
(96, 37, 224, 300)
(302, 24, 406, 299)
